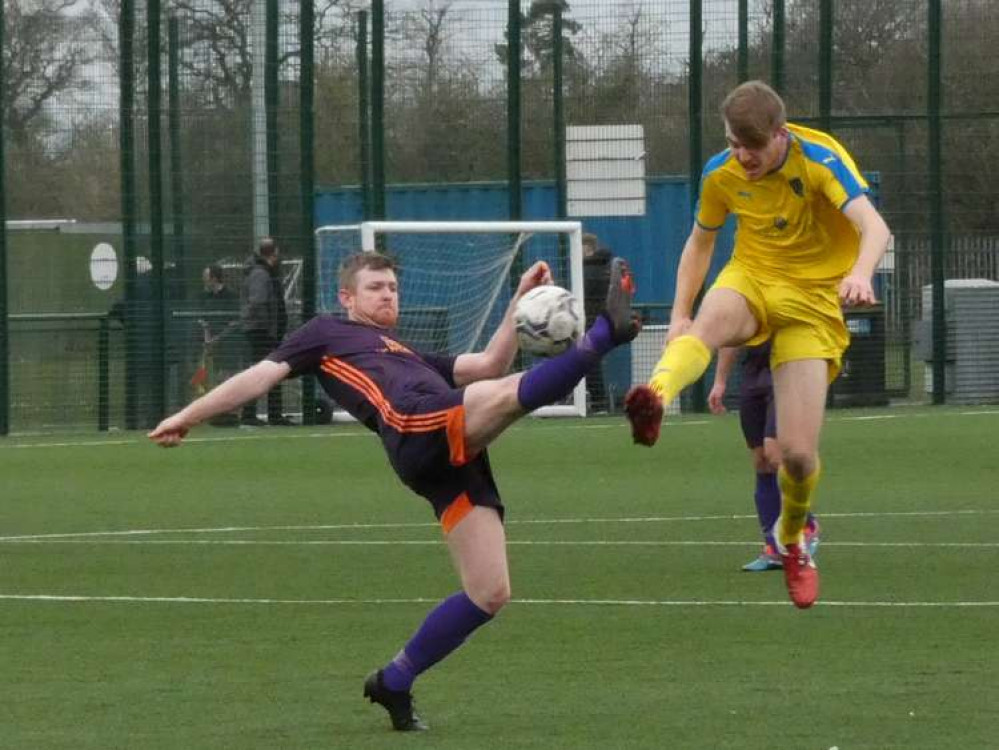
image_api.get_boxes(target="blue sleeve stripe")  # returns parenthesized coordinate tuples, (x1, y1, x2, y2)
(695, 219, 723, 231)
(798, 139, 864, 199)
(702, 149, 732, 178)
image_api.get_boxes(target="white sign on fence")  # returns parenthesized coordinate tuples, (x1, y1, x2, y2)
(566, 125, 646, 217)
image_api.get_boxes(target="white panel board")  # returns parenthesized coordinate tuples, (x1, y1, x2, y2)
(566, 124, 646, 217)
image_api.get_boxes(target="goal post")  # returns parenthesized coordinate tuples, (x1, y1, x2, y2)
(315, 220, 587, 418)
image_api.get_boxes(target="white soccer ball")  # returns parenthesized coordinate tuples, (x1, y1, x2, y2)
(514, 285, 581, 357)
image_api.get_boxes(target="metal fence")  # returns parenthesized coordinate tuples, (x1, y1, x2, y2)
(2, 0, 998, 433)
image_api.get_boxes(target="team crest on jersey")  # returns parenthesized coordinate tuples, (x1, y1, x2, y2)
(789, 177, 805, 197)
(381, 336, 414, 356)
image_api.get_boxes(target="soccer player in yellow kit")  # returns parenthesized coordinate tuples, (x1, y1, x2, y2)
(625, 81, 890, 608)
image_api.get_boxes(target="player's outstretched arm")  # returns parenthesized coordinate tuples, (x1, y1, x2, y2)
(708, 346, 740, 414)
(453, 261, 553, 386)
(840, 195, 891, 306)
(149, 360, 291, 446)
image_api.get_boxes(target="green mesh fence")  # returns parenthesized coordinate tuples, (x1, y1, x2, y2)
(4, 2, 122, 431)
(3, 0, 999, 433)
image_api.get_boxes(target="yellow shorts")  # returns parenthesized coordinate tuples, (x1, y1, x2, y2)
(710, 263, 849, 381)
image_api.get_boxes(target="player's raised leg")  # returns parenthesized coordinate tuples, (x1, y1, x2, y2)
(771, 357, 828, 608)
(625, 287, 758, 446)
(463, 257, 639, 454)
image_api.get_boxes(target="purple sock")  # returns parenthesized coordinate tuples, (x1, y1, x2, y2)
(381, 591, 492, 692)
(516, 315, 615, 412)
(755, 472, 781, 547)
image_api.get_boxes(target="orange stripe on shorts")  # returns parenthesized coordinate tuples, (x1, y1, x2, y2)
(440, 493, 474, 534)
(445, 405, 470, 466)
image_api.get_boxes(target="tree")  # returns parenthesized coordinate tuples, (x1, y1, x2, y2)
(2, 0, 95, 146)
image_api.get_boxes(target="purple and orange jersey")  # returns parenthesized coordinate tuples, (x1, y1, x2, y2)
(269, 314, 459, 435)
(267, 315, 502, 526)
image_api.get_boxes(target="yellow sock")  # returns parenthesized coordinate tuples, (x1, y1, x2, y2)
(648, 335, 712, 404)
(777, 463, 821, 547)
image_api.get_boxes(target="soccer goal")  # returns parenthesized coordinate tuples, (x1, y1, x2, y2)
(315, 220, 587, 418)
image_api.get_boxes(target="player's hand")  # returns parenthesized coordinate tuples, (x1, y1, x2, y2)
(839, 274, 876, 307)
(515, 261, 553, 297)
(148, 415, 192, 447)
(707, 383, 727, 415)
(666, 316, 692, 342)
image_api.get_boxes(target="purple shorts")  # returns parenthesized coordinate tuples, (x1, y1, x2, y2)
(381, 388, 504, 527)
(739, 367, 776, 449)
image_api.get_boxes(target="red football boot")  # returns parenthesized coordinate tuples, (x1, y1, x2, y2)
(780, 542, 820, 609)
(624, 385, 664, 446)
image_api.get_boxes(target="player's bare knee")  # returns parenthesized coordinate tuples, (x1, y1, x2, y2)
(751, 453, 773, 473)
(763, 443, 782, 472)
(780, 449, 817, 479)
(750, 447, 770, 473)
(472, 578, 511, 615)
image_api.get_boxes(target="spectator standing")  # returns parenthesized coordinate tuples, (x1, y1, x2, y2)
(241, 238, 292, 426)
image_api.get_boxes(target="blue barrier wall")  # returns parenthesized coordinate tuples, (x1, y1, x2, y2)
(314, 176, 880, 404)
(315, 177, 737, 308)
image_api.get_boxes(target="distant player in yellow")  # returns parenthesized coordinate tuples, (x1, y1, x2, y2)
(625, 81, 890, 608)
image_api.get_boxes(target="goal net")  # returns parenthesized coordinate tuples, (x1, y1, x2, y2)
(315, 220, 586, 417)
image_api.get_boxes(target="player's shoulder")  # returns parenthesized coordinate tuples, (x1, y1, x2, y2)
(286, 313, 351, 342)
(299, 313, 345, 331)
(702, 149, 735, 182)
(789, 123, 867, 193)
(788, 123, 854, 167)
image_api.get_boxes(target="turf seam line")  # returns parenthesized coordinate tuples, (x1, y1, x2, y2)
(1, 593, 996, 608)
(1, 509, 994, 542)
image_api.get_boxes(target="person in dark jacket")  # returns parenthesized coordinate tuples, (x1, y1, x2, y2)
(240, 238, 291, 425)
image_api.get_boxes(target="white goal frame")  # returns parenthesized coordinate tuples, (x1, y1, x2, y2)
(315, 220, 587, 418)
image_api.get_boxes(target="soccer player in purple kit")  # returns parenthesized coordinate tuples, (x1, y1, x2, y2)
(149, 250, 640, 732)
(708, 342, 819, 572)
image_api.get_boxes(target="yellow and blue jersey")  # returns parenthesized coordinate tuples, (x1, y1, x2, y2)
(696, 123, 869, 283)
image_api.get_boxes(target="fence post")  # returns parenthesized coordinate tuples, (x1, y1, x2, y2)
(928, 0, 946, 404)
(356, 11, 371, 220)
(168, 16, 186, 301)
(371, 0, 386, 220)
(265, 0, 279, 241)
(147, 0, 167, 423)
(819, 0, 833, 132)
(689, 0, 706, 412)
(737, 0, 748, 83)
(553, 6, 566, 221)
(300, 0, 316, 424)
(120, 0, 138, 430)
(507, 0, 522, 221)
(771, 0, 785, 94)
(98, 317, 110, 432)
(0, 0, 8, 434)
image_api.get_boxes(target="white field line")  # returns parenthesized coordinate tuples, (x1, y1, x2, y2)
(0, 509, 995, 543)
(2, 539, 997, 549)
(4, 407, 997, 450)
(0, 593, 996, 608)
(6, 431, 375, 450)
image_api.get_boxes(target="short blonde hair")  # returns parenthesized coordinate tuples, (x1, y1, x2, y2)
(721, 81, 786, 149)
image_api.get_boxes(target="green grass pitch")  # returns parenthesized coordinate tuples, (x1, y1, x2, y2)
(1, 407, 997, 749)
